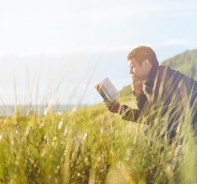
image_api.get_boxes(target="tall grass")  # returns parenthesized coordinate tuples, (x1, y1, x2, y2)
(0, 99, 196, 184)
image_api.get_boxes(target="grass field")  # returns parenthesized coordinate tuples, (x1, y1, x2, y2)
(0, 97, 196, 184)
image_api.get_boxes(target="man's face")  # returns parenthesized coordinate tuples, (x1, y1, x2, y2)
(128, 58, 148, 81)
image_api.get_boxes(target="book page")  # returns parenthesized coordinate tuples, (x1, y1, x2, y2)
(101, 77, 120, 100)
(94, 83, 113, 102)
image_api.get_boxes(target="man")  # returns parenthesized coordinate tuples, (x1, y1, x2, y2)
(104, 46, 197, 141)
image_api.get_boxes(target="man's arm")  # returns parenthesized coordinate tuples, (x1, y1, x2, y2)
(120, 93, 148, 121)
(118, 105, 139, 121)
(104, 99, 139, 122)
(103, 72, 148, 122)
(104, 92, 148, 122)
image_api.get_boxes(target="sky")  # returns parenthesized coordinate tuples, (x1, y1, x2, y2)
(0, 0, 197, 105)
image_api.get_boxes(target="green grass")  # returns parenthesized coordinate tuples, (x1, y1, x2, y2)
(0, 100, 196, 184)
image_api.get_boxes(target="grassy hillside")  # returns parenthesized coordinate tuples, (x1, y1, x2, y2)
(1, 101, 196, 183)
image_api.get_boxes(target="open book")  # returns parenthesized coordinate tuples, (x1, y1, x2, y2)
(94, 77, 120, 103)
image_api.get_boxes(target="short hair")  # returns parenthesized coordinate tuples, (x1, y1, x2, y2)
(127, 46, 159, 66)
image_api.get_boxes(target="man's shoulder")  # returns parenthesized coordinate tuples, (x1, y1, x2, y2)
(158, 65, 178, 77)
(159, 65, 188, 78)
(158, 65, 197, 84)
(157, 65, 197, 96)
(158, 65, 175, 72)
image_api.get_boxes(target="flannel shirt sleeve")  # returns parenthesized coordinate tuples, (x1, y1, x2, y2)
(121, 93, 148, 122)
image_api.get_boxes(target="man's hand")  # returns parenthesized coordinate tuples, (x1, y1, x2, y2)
(103, 99, 120, 113)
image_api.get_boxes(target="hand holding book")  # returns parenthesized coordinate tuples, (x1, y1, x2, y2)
(94, 77, 120, 103)
(103, 99, 121, 113)
(95, 77, 121, 113)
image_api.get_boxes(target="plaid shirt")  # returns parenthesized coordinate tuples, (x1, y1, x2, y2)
(121, 65, 197, 134)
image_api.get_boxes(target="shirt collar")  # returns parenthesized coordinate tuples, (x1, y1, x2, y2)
(144, 65, 159, 94)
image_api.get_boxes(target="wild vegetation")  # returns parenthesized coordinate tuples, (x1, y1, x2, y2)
(0, 95, 196, 184)
(0, 49, 197, 183)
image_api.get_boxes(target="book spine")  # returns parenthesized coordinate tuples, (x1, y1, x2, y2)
(95, 84, 109, 102)
(100, 84, 113, 102)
